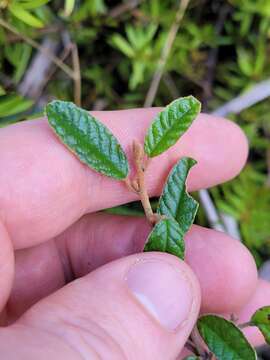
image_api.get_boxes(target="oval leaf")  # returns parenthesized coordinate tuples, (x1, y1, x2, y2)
(197, 315, 257, 360)
(157, 157, 198, 234)
(144, 218, 185, 260)
(46, 100, 129, 179)
(144, 96, 201, 157)
(9, 3, 44, 28)
(251, 306, 270, 344)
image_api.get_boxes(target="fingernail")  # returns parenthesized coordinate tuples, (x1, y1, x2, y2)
(126, 259, 192, 331)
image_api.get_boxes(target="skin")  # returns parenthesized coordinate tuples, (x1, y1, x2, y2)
(0, 108, 269, 359)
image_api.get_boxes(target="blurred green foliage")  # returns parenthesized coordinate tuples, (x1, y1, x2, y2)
(0, 0, 269, 263)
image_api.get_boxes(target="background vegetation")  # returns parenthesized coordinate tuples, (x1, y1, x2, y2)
(0, 0, 269, 272)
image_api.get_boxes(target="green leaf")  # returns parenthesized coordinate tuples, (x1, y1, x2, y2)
(144, 218, 185, 260)
(251, 306, 270, 344)
(144, 96, 201, 157)
(0, 94, 33, 118)
(9, 3, 44, 28)
(46, 100, 129, 180)
(110, 34, 135, 58)
(157, 157, 198, 234)
(20, 0, 51, 10)
(0, 86, 6, 96)
(183, 357, 199, 360)
(13, 44, 32, 84)
(63, 0, 75, 16)
(197, 315, 257, 360)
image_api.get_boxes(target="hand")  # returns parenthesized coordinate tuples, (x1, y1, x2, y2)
(0, 108, 269, 359)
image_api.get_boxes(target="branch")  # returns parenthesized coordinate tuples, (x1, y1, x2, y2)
(0, 18, 76, 80)
(198, 189, 225, 232)
(71, 43, 81, 106)
(200, 77, 270, 239)
(213, 78, 270, 117)
(18, 37, 59, 99)
(144, 0, 190, 107)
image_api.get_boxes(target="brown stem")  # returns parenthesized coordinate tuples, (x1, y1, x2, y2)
(185, 339, 199, 355)
(190, 327, 208, 358)
(132, 140, 155, 223)
(144, 0, 190, 107)
(71, 43, 82, 106)
(238, 321, 252, 329)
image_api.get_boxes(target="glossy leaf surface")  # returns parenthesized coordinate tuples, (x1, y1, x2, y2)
(157, 157, 198, 234)
(144, 96, 201, 157)
(144, 218, 185, 260)
(197, 315, 257, 360)
(251, 306, 270, 344)
(46, 100, 129, 179)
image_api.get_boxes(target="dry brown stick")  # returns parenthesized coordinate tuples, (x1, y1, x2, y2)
(144, 0, 190, 107)
(0, 18, 76, 80)
(71, 43, 82, 106)
(6, 25, 61, 43)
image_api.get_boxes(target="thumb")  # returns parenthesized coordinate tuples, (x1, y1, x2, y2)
(1, 253, 200, 359)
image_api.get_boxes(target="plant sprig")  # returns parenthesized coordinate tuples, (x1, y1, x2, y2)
(45, 96, 270, 359)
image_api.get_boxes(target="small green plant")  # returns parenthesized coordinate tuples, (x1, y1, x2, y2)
(45, 96, 270, 359)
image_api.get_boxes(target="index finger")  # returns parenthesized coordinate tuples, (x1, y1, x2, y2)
(0, 108, 248, 249)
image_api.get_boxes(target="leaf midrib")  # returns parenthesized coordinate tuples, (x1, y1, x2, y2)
(149, 106, 193, 155)
(49, 109, 126, 178)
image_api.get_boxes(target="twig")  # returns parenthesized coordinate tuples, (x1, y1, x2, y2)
(198, 189, 225, 232)
(238, 321, 252, 329)
(190, 327, 208, 358)
(144, 0, 190, 107)
(18, 37, 60, 99)
(62, 31, 82, 106)
(185, 339, 199, 355)
(163, 73, 180, 99)
(202, 3, 230, 110)
(6, 25, 61, 43)
(199, 76, 270, 240)
(71, 44, 81, 106)
(39, 43, 73, 102)
(132, 141, 155, 222)
(212, 78, 270, 117)
(0, 18, 76, 80)
(109, 0, 142, 19)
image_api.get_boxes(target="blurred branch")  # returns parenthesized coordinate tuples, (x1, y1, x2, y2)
(199, 189, 225, 232)
(213, 78, 270, 117)
(6, 25, 61, 43)
(200, 77, 270, 239)
(0, 18, 75, 80)
(62, 31, 81, 106)
(71, 43, 81, 106)
(19, 37, 59, 99)
(202, 3, 230, 110)
(144, 0, 190, 107)
(163, 73, 180, 99)
(109, 0, 142, 18)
